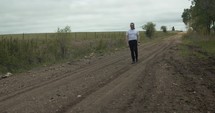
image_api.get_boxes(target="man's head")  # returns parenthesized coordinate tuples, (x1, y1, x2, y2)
(130, 23, 135, 30)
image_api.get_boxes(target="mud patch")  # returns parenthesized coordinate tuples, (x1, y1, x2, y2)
(165, 44, 215, 113)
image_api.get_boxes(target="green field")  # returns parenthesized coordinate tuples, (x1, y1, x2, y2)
(0, 31, 177, 74)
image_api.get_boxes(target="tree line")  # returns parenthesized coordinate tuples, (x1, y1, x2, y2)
(182, 0, 215, 34)
(142, 22, 175, 38)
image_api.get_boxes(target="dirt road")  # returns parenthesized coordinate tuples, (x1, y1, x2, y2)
(0, 34, 214, 113)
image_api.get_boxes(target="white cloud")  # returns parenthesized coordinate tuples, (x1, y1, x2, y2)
(0, 0, 190, 34)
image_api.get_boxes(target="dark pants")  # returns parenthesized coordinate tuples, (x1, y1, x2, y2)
(129, 40, 138, 62)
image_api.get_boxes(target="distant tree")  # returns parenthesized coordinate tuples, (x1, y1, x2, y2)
(57, 25, 71, 33)
(172, 26, 175, 31)
(56, 25, 71, 58)
(161, 26, 167, 33)
(142, 22, 156, 38)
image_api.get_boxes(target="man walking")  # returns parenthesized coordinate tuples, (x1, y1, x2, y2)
(126, 22, 140, 64)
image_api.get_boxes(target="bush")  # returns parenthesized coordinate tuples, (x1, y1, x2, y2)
(143, 22, 156, 38)
(161, 26, 167, 33)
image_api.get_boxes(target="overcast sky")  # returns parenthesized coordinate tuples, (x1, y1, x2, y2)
(0, 0, 191, 34)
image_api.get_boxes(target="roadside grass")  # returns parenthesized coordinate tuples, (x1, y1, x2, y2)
(0, 32, 125, 74)
(180, 33, 215, 60)
(0, 31, 177, 74)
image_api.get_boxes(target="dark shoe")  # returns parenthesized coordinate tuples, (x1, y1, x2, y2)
(131, 61, 135, 64)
